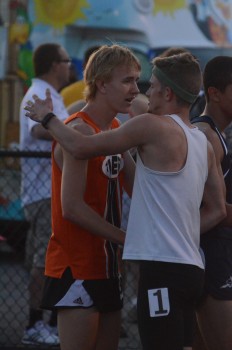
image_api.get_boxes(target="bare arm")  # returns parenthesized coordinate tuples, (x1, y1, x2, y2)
(59, 137, 125, 245)
(31, 124, 53, 140)
(200, 142, 226, 234)
(24, 88, 152, 159)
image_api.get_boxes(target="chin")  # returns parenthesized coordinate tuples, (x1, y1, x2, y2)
(121, 106, 131, 114)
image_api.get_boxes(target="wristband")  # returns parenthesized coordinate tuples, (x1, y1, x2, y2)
(41, 112, 56, 129)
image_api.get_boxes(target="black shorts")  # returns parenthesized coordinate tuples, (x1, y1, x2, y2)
(201, 236, 232, 300)
(137, 261, 204, 350)
(41, 267, 123, 313)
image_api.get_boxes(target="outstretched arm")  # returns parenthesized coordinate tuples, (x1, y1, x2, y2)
(24, 88, 151, 159)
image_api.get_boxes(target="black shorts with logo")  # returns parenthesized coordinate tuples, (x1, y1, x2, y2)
(200, 235, 232, 300)
(41, 267, 123, 313)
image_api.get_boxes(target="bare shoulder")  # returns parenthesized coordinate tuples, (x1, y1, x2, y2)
(195, 121, 224, 163)
(195, 121, 222, 147)
(67, 117, 95, 136)
(133, 112, 163, 123)
(141, 113, 176, 129)
(130, 113, 170, 136)
(206, 139, 214, 156)
(131, 113, 170, 145)
(194, 121, 213, 138)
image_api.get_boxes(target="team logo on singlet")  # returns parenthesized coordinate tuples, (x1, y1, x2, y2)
(102, 154, 124, 179)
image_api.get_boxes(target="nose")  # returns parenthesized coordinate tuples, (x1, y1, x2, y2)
(133, 81, 140, 95)
(146, 88, 150, 97)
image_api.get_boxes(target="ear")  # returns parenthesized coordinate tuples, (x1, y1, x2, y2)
(207, 86, 220, 102)
(50, 61, 59, 73)
(165, 86, 173, 101)
(96, 79, 106, 94)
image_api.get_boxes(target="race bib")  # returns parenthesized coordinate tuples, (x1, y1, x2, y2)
(148, 287, 170, 317)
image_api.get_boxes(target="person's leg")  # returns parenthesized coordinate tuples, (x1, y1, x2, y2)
(196, 237, 232, 350)
(58, 307, 99, 350)
(48, 309, 58, 334)
(192, 321, 208, 350)
(32, 226, 58, 331)
(24, 201, 46, 328)
(137, 262, 184, 350)
(29, 199, 51, 310)
(22, 199, 59, 345)
(137, 283, 184, 350)
(95, 310, 121, 350)
(137, 261, 204, 350)
(82, 277, 123, 349)
(32, 200, 51, 309)
(28, 266, 45, 308)
(196, 296, 232, 350)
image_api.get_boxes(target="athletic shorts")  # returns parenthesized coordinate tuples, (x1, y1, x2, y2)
(41, 267, 123, 313)
(24, 198, 51, 269)
(137, 261, 204, 350)
(200, 236, 232, 300)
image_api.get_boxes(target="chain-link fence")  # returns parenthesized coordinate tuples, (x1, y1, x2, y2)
(0, 150, 141, 350)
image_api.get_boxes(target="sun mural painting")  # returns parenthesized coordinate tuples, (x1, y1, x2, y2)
(34, 0, 90, 29)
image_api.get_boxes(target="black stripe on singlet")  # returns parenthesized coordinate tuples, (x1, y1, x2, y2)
(105, 179, 121, 278)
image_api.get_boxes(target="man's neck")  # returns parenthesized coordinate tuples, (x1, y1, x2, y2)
(38, 74, 59, 92)
(82, 102, 117, 131)
(163, 105, 192, 127)
(203, 105, 228, 131)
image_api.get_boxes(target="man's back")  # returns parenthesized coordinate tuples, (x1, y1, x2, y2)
(137, 113, 191, 172)
(123, 114, 208, 268)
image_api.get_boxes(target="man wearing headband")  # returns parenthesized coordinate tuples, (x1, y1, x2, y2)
(24, 52, 226, 350)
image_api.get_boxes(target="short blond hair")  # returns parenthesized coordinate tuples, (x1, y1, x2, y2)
(83, 45, 141, 101)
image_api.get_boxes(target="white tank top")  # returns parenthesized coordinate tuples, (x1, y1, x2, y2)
(123, 114, 208, 269)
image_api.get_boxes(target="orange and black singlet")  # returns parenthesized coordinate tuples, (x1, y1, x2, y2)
(45, 112, 124, 280)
